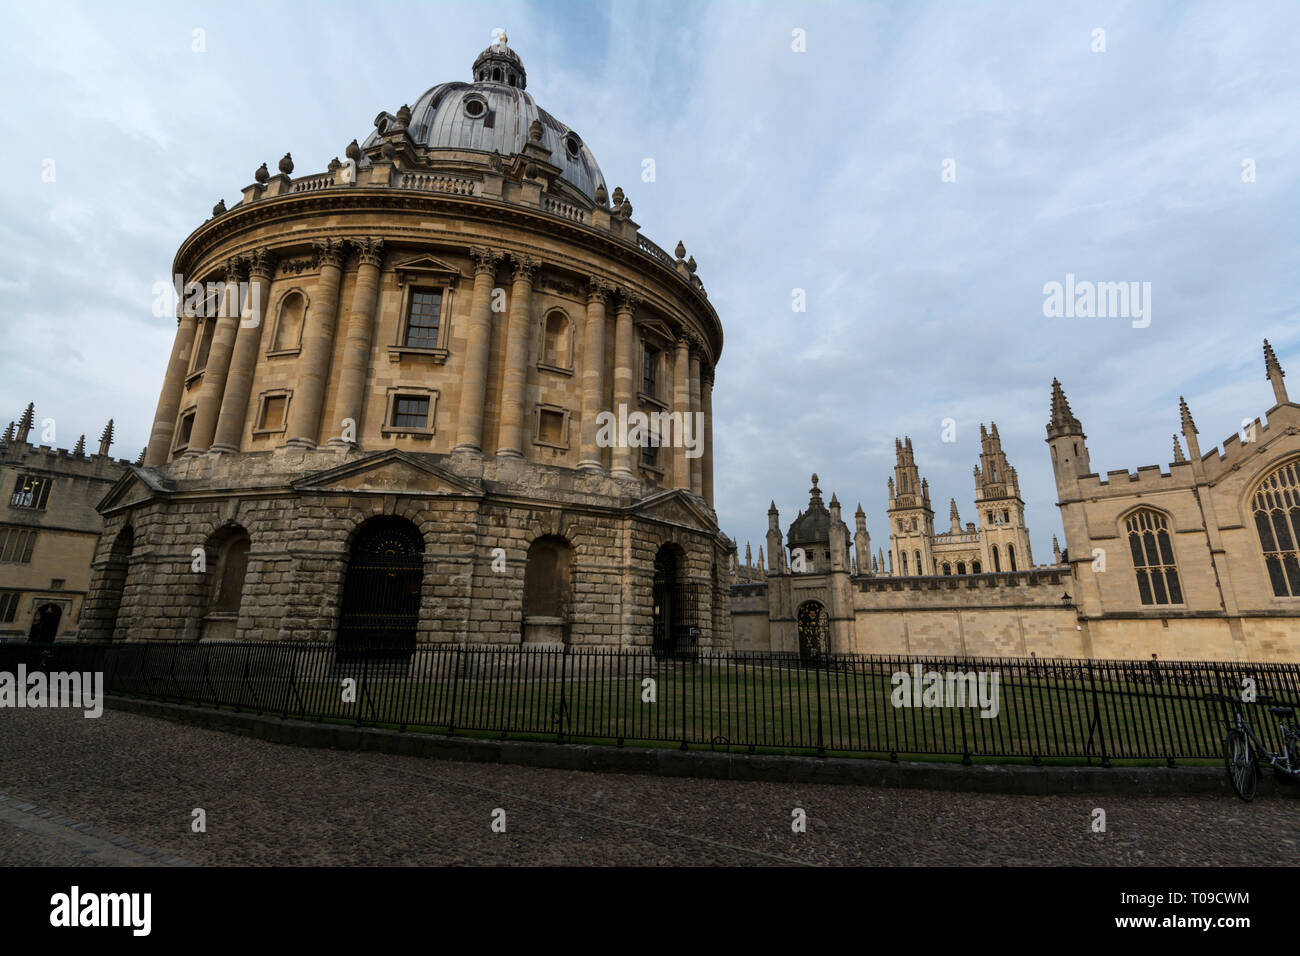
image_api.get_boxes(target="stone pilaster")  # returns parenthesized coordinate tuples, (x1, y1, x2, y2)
(672, 333, 690, 489)
(145, 311, 199, 466)
(188, 257, 246, 453)
(329, 237, 385, 447)
(610, 291, 638, 479)
(578, 277, 610, 472)
(454, 246, 502, 454)
(496, 254, 538, 458)
(689, 340, 703, 496)
(283, 239, 346, 448)
(212, 248, 276, 453)
(701, 362, 715, 507)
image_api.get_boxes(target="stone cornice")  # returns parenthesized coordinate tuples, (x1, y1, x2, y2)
(170, 187, 722, 358)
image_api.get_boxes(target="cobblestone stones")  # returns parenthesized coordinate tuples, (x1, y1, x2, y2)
(1, 707, 1295, 866)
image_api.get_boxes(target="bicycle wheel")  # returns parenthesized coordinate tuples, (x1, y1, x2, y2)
(1223, 730, 1257, 802)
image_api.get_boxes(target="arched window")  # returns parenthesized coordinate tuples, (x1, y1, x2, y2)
(272, 291, 305, 352)
(1124, 509, 1183, 605)
(942, 563, 951, 575)
(1008, 544, 1017, 572)
(901, 552, 909, 575)
(542, 311, 571, 368)
(992, 545, 1001, 572)
(910, 518, 917, 532)
(914, 550, 922, 574)
(972, 560, 982, 573)
(1251, 459, 1300, 596)
(492, 67, 502, 81)
(523, 535, 573, 645)
(957, 561, 966, 575)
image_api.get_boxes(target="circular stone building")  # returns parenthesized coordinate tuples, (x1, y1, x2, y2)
(81, 37, 729, 655)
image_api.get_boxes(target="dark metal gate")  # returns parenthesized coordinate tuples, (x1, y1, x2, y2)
(337, 519, 423, 663)
(797, 601, 829, 665)
(652, 546, 701, 659)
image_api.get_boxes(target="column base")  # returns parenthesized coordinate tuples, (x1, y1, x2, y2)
(609, 467, 635, 480)
(452, 443, 483, 456)
(577, 459, 605, 473)
(281, 437, 318, 450)
(495, 449, 524, 460)
(208, 442, 239, 454)
(325, 438, 357, 449)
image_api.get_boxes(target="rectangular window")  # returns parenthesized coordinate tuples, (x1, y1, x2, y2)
(404, 289, 443, 349)
(643, 347, 658, 397)
(176, 411, 196, 450)
(0, 526, 36, 564)
(193, 318, 216, 371)
(641, 443, 658, 468)
(0, 590, 19, 622)
(538, 409, 565, 446)
(392, 396, 430, 430)
(259, 395, 287, 431)
(11, 474, 53, 510)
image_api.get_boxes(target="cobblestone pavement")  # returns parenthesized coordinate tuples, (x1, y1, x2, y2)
(0, 707, 1296, 866)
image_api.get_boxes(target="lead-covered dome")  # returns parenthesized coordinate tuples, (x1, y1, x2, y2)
(362, 36, 605, 200)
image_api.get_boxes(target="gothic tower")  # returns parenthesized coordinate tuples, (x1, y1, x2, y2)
(974, 421, 1032, 571)
(887, 436, 933, 575)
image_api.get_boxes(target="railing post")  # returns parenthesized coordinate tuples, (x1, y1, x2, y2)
(447, 646, 461, 736)
(814, 654, 825, 758)
(1086, 660, 1110, 768)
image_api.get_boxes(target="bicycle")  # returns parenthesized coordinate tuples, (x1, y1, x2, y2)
(1206, 693, 1300, 801)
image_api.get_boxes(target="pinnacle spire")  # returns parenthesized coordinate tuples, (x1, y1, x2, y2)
(134, 448, 146, 466)
(1172, 434, 1186, 463)
(1179, 397, 1197, 435)
(1265, 339, 1289, 405)
(1047, 378, 1081, 435)
(16, 403, 34, 443)
(98, 419, 115, 456)
(73, 434, 86, 456)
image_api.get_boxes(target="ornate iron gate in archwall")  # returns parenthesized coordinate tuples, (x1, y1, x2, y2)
(797, 601, 829, 664)
(652, 547, 701, 659)
(337, 519, 423, 662)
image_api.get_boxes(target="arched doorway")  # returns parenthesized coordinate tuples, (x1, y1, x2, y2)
(99, 525, 134, 641)
(652, 543, 697, 658)
(201, 526, 251, 641)
(28, 603, 61, 643)
(797, 600, 830, 664)
(338, 517, 424, 661)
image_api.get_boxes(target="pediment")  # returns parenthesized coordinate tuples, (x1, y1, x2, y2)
(635, 316, 676, 347)
(292, 451, 482, 497)
(394, 254, 463, 286)
(97, 467, 173, 515)
(635, 488, 714, 530)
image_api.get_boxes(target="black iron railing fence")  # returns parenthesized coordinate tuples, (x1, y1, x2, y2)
(4, 641, 1299, 765)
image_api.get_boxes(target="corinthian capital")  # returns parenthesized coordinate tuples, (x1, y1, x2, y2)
(353, 236, 385, 269)
(616, 288, 640, 314)
(511, 254, 539, 283)
(246, 247, 278, 280)
(312, 238, 347, 269)
(701, 364, 715, 388)
(470, 246, 502, 276)
(220, 256, 245, 283)
(587, 275, 612, 304)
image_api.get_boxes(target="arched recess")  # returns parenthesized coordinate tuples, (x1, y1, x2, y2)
(992, 545, 1001, 572)
(99, 525, 134, 642)
(200, 525, 251, 641)
(541, 309, 572, 369)
(337, 516, 424, 661)
(522, 535, 573, 646)
(28, 603, 62, 643)
(796, 600, 830, 664)
(1248, 456, 1300, 597)
(652, 542, 696, 658)
(270, 290, 307, 352)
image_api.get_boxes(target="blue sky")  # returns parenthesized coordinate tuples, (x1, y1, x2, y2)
(1, 0, 1298, 564)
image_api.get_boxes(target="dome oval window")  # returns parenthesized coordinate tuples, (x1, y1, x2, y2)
(565, 133, 582, 158)
(463, 95, 487, 119)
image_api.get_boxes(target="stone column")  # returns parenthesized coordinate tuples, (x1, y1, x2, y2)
(188, 257, 246, 453)
(496, 254, 538, 458)
(578, 277, 610, 472)
(701, 363, 715, 507)
(212, 248, 276, 453)
(454, 246, 502, 454)
(610, 291, 638, 479)
(672, 333, 690, 489)
(284, 239, 346, 448)
(145, 311, 200, 466)
(329, 237, 385, 447)
(689, 341, 703, 496)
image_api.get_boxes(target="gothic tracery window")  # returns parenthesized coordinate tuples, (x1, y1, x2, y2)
(1125, 509, 1183, 605)
(1252, 459, 1300, 597)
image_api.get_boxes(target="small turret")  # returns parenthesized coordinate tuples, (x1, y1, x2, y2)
(16, 403, 35, 444)
(1265, 339, 1288, 406)
(1179, 396, 1200, 461)
(98, 419, 115, 457)
(73, 435, 86, 457)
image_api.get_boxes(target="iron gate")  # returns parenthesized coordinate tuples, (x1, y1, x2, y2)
(337, 519, 423, 663)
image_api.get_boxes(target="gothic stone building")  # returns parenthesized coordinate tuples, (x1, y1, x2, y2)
(732, 341, 1300, 662)
(81, 37, 730, 654)
(0, 408, 133, 642)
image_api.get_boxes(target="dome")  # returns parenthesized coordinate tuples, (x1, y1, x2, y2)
(362, 37, 605, 201)
(787, 475, 849, 551)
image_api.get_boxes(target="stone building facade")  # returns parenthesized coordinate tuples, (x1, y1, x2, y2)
(82, 37, 730, 654)
(732, 342, 1300, 662)
(0, 407, 133, 642)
